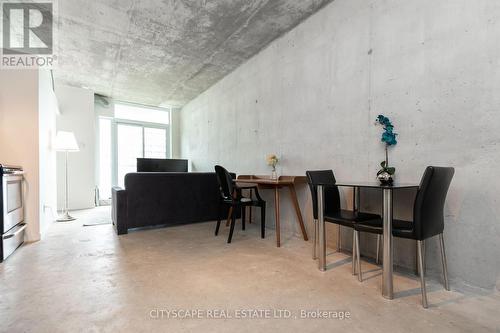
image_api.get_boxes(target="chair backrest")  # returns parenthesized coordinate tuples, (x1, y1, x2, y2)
(214, 165, 235, 201)
(305, 170, 341, 220)
(413, 166, 455, 240)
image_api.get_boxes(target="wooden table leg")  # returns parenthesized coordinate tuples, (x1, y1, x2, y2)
(249, 189, 253, 223)
(288, 184, 308, 241)
(226, 207, 233, 227)
(274, 187, 281, 247)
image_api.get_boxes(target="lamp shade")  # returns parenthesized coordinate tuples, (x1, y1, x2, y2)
(54, 131, 80, 152)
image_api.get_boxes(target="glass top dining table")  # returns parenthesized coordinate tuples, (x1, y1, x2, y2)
(315, 181, 419, 300)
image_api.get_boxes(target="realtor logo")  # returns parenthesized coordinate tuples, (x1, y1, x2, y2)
(1, 1, 56, 68)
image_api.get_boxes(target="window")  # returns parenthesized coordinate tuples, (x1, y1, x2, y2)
(144, 127, 167, 158)
(116, 123, 144, 188)
(97, 102, 171, 201)
(115, 103, 169, 124)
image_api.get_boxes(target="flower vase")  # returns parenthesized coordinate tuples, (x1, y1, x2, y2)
(377, 171, 393, 185)
(377, 147, 394, 185)
(271, 168, 277, 180)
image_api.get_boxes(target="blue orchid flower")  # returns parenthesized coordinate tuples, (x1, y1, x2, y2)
(376, 114, 397, 146)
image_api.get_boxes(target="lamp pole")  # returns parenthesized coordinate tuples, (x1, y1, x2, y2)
(57, 150, 76, 221)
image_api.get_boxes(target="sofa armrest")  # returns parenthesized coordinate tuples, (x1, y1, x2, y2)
(112, 186, 128, 235)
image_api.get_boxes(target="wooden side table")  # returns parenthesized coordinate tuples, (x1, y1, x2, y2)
(236, 175, 308, 247)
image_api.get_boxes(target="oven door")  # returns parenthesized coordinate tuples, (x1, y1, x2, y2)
(2, 173, 24, 233)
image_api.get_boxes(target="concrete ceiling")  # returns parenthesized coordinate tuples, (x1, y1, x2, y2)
(55, 0, 333, 107)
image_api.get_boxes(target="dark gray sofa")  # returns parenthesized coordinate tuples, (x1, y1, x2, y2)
(111, 172, 230, 235)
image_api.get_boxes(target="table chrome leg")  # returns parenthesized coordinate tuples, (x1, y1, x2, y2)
(382, 188, 393, 299)
(312, 219, 318, 260)
(354, 186, 360, 212)
(376, 234, 381, 264)
(337, 225, 341, 251)
(355, 231, 362, 282)
(318, 185, 326, 271)
(352, 231, 357, 275)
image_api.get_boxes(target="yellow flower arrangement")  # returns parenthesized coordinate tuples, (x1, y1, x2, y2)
(266, 154, 279, 170)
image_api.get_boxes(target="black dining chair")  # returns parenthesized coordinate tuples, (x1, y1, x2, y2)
(306, 170, 381, 278)
(354, 166, 454, 308)
(214, 165, 266, 243)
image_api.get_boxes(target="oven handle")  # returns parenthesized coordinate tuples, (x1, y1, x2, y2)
(3, 171, 24, 176)
(3, 223, 27, 239)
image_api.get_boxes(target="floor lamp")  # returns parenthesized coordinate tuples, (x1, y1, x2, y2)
(55, 131, 80, 222)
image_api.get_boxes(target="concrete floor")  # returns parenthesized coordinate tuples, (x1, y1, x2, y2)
(1, 207, 499, 332)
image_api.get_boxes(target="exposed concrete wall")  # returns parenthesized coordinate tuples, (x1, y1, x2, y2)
(181, 0, 500, 290)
